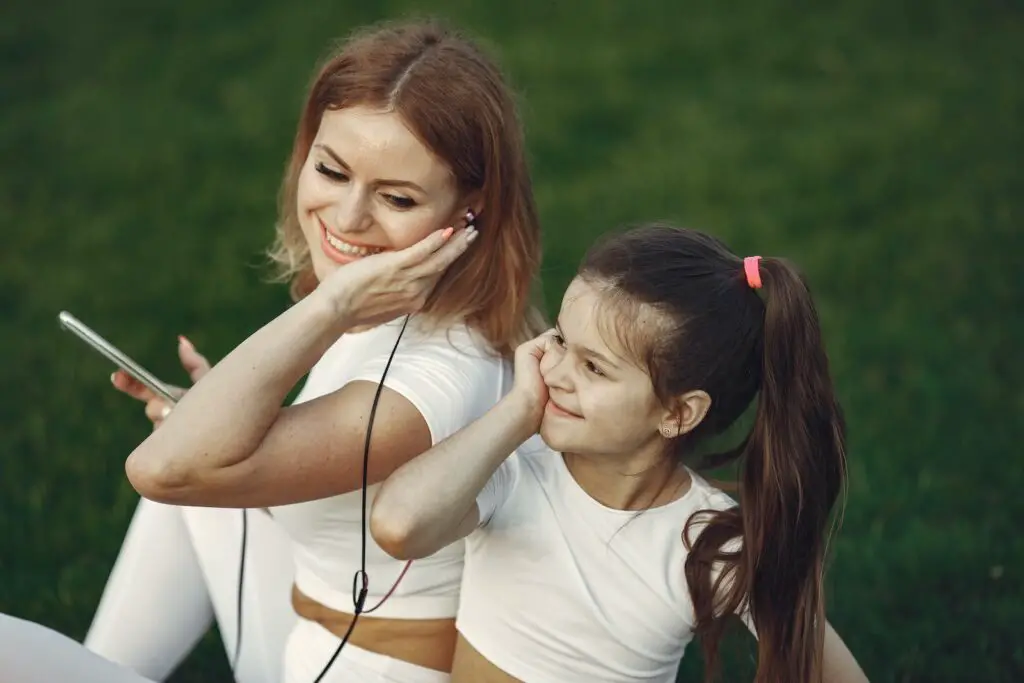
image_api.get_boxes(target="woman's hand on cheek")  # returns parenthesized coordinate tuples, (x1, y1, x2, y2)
(317, 225, 477, 329)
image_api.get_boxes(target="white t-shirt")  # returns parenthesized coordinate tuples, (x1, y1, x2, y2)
(271, 316, 511, 620)
(457, 438, 738, 683)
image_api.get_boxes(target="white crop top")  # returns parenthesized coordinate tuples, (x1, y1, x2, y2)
(270, 317, 511, 619)
(458, 438, 739, 682)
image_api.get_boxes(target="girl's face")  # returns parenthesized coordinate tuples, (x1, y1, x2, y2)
(296, 105, 465, 282)
(538, 278, 669, 460)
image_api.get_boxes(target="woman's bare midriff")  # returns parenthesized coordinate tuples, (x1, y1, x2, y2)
(291, 584, 458, 673)
(451, 633, 522, 683)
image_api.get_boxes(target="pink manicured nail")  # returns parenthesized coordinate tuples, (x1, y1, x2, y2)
(178, 335, 194, 351)
(442, 227, 454, 240)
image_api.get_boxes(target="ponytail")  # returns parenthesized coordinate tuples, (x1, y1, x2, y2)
(578, 224, 847, 682)
(685, 257, 846, 683)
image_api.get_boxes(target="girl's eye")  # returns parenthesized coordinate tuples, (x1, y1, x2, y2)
(552, 333, 566, 347)
(315, 162, 347, 182)
(585, 361, 605, 377)
(382, 194, 416, 209)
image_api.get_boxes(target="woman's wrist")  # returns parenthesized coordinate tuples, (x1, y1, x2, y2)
(307, 278, 356, 330)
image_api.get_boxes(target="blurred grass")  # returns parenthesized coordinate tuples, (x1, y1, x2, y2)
(1, 0, 1022, 681)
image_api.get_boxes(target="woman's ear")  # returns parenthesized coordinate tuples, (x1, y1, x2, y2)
(660, 390, 712, 438)
(459, 191, 484, 227)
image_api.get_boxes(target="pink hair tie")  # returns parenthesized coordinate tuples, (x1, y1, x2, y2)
(743, 256, 762, 289)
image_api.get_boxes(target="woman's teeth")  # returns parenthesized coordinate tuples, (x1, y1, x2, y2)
(324, 230, 383, 257)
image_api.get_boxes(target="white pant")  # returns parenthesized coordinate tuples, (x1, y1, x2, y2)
(84, 499, 295, 683)
(0, 613, 153, 683)
(0, 590, 447, 683)
(82, 498, 450, 683)
(285, 619, 449, 683)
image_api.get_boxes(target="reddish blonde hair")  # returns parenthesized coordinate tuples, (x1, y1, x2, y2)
(268, 19, 544, 355)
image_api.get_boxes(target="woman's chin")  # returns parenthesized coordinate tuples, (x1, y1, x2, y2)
(309, 255, 341, 282)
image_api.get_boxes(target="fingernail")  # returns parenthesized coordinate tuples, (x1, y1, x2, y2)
(466, 229, 479, 244)
(442, 227, 454, 240)
(178, 335, 194, 351)
(160, 405, 172, 419)
(110, 372, 118, 385)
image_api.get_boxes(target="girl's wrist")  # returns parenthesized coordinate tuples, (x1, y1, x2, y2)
(498, 391, 544, 441)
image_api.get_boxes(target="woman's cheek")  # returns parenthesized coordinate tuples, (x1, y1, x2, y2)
(381, 212, 444, 250)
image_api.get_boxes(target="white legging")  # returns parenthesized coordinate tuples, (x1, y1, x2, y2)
(0, 613, 153, 683)
(85, 499, 296, 683)
(0, 610, 446, 683)
(73, 498, 448, 683)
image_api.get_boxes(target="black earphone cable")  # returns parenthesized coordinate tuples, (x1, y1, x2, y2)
(230, 314, 413, 682)
(232, 508, 247, 671)
(310, 312, 411, 683)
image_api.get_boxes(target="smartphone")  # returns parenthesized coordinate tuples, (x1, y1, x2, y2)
(58, 310, 179, 405)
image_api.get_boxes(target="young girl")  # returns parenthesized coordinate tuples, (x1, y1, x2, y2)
(370, 223, 869, 682)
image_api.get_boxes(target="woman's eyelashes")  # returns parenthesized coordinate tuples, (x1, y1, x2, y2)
(383, 194, 416, 209)
(314, 162, 418, 210)
(314, 161, 346, 181)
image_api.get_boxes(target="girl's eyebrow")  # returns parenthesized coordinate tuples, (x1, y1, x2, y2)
(555, 319, 621, 369)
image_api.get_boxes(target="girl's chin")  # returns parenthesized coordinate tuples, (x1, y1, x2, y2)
(538, 421, 573, 451)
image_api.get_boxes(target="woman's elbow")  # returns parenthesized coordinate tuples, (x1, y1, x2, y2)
(369, 503, 423, 561)
(124, 449, 192, 504)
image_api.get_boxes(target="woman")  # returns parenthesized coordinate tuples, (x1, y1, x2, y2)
(371, 224, 870, 682)
(84, 19, 543, 683)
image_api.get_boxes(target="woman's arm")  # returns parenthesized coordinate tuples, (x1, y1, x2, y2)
(125, 228, 475, 508)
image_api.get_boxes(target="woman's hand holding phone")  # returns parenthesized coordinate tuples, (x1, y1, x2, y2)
(112, 336, 211, 429)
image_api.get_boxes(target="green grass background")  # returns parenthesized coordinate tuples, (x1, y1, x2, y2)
(1, 0, 1021, 681)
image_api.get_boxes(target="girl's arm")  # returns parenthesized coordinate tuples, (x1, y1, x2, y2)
(738, 617, 869, 682)
(371, 393, 536, 559)
(371, 332, 551, 560)
(823, 622, 869, 683)
(125, 228, 475, 508)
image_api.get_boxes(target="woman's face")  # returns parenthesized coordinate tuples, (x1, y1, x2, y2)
(296, 105, 465, 282)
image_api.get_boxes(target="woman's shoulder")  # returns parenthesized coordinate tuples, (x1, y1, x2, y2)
(401, 317, 504, 362)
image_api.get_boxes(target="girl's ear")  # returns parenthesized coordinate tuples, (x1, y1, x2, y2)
(660, 389, 711, 438)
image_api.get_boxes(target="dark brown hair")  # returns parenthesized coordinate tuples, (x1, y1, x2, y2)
(579, 223, 846, 682)
(269, 19, 543, 355)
